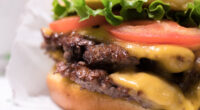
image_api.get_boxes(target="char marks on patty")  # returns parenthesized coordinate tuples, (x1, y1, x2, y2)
(43, 31, 139, 72)
(62, 33, 95, 62)
(83, 44, 138, 72)
(55, 61, 154, 109)
(56, 61, 130, 98)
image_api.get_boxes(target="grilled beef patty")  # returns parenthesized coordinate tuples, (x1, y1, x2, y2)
(43, 32, 139, 71)
(55, 61, 155, 108)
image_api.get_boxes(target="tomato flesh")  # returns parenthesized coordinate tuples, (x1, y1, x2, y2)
(50, 16, 106, 33)
(104, 20, 200, 46)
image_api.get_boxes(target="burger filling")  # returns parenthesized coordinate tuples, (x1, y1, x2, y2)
(42, 0, 200, 109)
(42, 28, 200, 110)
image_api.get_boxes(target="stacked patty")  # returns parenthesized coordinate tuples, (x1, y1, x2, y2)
(42, 30, 200, 109)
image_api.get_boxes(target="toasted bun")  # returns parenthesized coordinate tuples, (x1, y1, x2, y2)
(47, 72, 145, 110)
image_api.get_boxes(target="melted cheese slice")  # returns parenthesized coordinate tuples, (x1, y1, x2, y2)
(110, 72, 195, 110)
(116, 42, 195, 73)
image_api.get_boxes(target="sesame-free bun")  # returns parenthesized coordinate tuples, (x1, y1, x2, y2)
(47, 71, 145, 110)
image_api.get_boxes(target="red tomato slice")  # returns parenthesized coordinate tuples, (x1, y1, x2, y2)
(50, 16, 106, 33)
(104, 20, 200, 46)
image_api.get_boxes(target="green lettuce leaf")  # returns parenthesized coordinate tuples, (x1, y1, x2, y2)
(71, 0, 103, 21)
(101, 0, 123, 25)
(52, 0, 200, 27)
(148, 0, 170, 20)
(120, 0, 146, 20)
(52, 0, 75, 20)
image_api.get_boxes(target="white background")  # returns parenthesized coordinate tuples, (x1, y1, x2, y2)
(0, 0, 37, 109)
(0, 0, 26, 106)
(0, 0, 26, 54)
(0, 0, 61, 109)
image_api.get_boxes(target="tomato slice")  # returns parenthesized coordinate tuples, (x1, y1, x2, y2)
(104, 20, 200, 46)
(50, 16, 106, 33)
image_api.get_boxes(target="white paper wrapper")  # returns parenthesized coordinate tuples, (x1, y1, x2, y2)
(6, 0, 61, 109)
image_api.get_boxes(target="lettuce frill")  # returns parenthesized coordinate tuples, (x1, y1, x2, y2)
(53, 0, 200, 27)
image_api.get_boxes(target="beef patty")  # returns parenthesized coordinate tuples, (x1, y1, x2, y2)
(43, 32, 139, 71)
(55, 61, 155, 109)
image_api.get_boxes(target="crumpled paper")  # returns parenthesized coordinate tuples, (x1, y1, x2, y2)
(6, 0, 61, 109)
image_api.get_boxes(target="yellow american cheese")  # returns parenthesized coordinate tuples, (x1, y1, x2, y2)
(110, 72, 195, 110)
(116, 42, 195, 73)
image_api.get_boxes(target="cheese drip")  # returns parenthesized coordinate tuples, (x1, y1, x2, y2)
(110, 72, 195, 110)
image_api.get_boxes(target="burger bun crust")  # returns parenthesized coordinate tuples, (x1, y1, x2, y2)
(47, 72, 145, 110)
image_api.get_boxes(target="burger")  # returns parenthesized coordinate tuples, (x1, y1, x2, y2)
(41, 0, 200, 110)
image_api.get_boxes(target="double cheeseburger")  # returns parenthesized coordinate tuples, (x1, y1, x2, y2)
(41, 0, 200, 110)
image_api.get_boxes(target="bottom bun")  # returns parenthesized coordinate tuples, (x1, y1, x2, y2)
(47, 71, 145, 110)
